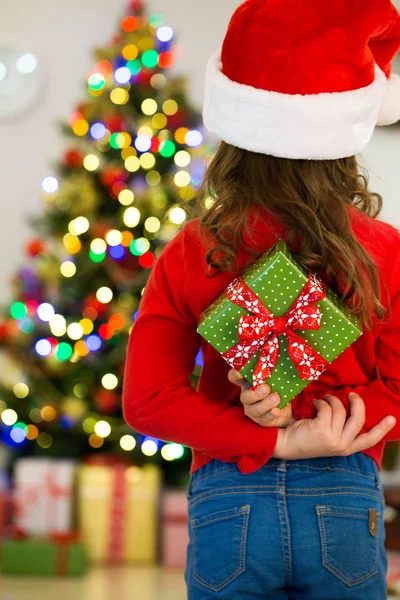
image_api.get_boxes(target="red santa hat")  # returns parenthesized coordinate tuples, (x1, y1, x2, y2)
(203, 0, 400, 160)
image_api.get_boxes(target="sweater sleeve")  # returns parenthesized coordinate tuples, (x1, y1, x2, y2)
(325, 276, 400, 442)
(122, 227, 278, 474)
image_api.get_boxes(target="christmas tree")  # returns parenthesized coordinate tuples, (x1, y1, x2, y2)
(0, 1, 207, 482)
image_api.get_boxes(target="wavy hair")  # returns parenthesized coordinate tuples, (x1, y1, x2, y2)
(188, 142, 386, 330)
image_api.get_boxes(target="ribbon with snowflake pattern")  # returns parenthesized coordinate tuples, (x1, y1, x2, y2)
(222, 274, 329, 389)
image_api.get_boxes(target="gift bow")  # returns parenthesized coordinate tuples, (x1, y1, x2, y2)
(222, 274, 329, 389)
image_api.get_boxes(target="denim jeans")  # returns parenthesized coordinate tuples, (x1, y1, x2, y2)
(185, 453, 387, 599)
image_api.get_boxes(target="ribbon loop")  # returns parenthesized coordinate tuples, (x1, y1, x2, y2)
(222, 274, 329, 389)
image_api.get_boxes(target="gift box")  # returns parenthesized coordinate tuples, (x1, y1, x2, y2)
(0, 535, 88, 577)
(14, 458, 76, 537)
(78, 463, 161, 564)
(162, 490, 189, 568)
(0, 471, 11, 538)
(198, 240, 362, 407)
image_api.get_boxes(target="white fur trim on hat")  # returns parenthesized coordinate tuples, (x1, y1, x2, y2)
(203, 50, 388, 160)
(377, 73, 400, 126)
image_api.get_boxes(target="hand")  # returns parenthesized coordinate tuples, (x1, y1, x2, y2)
(273, 392, 396, 459)
(228, 368, 293, 428)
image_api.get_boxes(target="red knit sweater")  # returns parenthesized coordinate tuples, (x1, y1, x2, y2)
(122, 206, 400, 474)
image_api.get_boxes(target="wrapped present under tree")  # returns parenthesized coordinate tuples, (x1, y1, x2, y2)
(198, 240, 362, 408)
(13, 458, 76, 537)
(0, 534, 88, 577)
(78, 462, 161, 564)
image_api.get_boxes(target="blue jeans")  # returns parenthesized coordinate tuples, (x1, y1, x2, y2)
(185, 453, 387, 599)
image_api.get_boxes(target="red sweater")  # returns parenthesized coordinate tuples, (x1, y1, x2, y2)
(122, 206, 400, 474)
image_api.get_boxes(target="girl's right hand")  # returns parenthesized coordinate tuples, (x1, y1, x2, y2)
(272, 392, 396, 460)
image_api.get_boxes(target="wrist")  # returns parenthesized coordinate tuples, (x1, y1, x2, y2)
(272, 428, 288, 459)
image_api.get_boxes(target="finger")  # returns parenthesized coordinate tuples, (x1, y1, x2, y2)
(241, 384, 272, 406)
(313, 398, 332, 426)
(324, 395, 347, 436)
(346, 416, 396, 454)
(340, 394, 366, 447)
(246, 394, 280, 417)
(228, 369, 248, 388)
(271, 405, 292, 419)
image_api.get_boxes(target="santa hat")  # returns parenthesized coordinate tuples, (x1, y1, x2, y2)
(203, 0, 400, 160)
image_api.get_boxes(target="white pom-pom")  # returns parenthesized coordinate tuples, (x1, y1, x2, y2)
(377, 74, 400, 126)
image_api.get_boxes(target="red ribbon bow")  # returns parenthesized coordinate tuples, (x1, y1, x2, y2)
(222, 274, 329, 389)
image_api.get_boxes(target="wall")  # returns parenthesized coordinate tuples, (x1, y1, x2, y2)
(0, 0, 399, 302)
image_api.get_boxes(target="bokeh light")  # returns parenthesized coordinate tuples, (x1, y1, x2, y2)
(91, 239, 107, 254)
(120, 435, 136, 451)
(69, 216, 90, 235)
(110, 88, 129, 105)
(105, 230, 123, 246)
(142, 439, 158, 456)
(174, 151, 191, 167)
(169, 206, 187, 224)
(17, 53, 37, 74)
(96, 287, 113, 304)
(90, 122, 107, 140)
(86, 335, 102, 352)
(123, 207, 141, 227)
(94, 420, 111, 438)
(1, 409, 18, 426)
(14, 383, 29, 398)
(83, 154, 100, 171)
(37, 303, 55, 322)
(60, 261, 76, 278)
(114, 66, 131, 84)
(42, 176, 59, 194)
(49, 314, 67, 336)
(67, 323, 84, 340)
(134, 135, 152, 153)
(118, 189, 134, 205)
(174, 171, 191, 188)
(37, 432, 53, 449)
(101, 373, 118, 390)
(161, 443, 185, 461)
(35, 339, 52, 357)
(163, 99, 178, 115)
(144, 217, 161, 233)
(157, 26, 174, 43)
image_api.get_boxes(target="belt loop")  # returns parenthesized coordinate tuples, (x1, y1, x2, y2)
(277, 460, 287, 472)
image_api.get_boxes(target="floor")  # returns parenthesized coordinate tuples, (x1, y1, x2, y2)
(0, 567, 187, 600)
(1, 565, 399, 600)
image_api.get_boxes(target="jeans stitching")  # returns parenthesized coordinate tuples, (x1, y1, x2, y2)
(189, 486, 382, 509)
(281, 473, 293, 585)
(192, 506, 249, 592)
(289, 491, 384, 502)
(192, 507, 250, 528)
(276, 470, 289, 585)
(189, 489, 384, 510)
(316, 506, 379, 586)
(317, 512, 381, 518)
(282, 463, 376, 480)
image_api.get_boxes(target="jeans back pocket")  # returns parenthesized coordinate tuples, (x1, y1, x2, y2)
(316, 504, 380, 587)
(192, 504, 250, 592)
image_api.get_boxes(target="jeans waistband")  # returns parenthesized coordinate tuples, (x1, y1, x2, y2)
(198, 452, 378, 480)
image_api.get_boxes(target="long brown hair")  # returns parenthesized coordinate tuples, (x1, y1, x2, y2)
(187, 142, 386, 330)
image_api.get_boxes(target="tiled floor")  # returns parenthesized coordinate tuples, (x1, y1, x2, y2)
(0, 566, 187, 600)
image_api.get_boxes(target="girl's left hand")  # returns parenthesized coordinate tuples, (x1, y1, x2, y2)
(228, 368, 293, 428)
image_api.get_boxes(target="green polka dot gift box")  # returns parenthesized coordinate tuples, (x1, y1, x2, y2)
(197, 240, 362, 408)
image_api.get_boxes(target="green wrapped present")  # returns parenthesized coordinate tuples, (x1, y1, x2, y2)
(197, 240, 362, 408)
(0, 537, 88, 577)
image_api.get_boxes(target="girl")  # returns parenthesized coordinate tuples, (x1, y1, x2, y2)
(123, 1, 400, 598)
